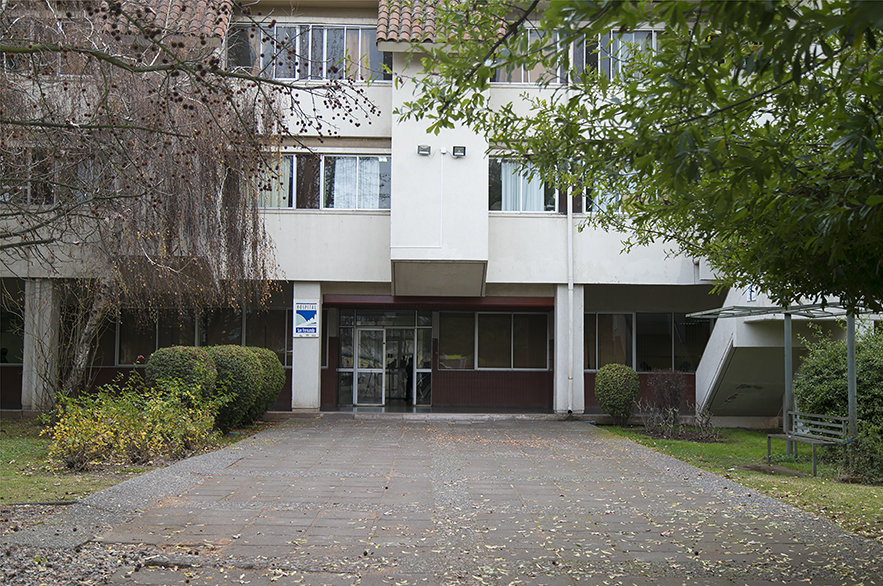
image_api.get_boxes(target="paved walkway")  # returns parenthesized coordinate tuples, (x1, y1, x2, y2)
(15, 417, 883, 585)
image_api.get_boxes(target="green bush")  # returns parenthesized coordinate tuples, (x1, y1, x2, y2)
(847, 423, 883, 485)
(595, 363, 640, 425)
(146, 346, 217, 401)
(204, 345, 263, 431)
(47, 373, 218, 471)
(246, 347, 285, 422)
(793, 327, 883, 425)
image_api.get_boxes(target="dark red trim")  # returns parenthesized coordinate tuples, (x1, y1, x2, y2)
(323, 295, 554, 311)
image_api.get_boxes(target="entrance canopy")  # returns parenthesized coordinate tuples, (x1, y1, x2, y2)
(688, 302, 862, 320)
(688, 303, 873, 440)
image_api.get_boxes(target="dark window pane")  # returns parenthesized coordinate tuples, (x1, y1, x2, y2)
(310, 25, 323, 79)
(674, 313, 710, 372)
(377, 156, 391, 209)
(339, 310, 355, 326)
(584, 313, 596, 370)
(513, 313, 547, 368)
(439, 313, 474, 369)
(598, 313, 632, 367)
(0, 290, 24, 364)
(245, 309, 288, 365)
(326, 27, 345, 79)
(92, 321, 116, 366)
(321, 309, 327, 368)
(416, 328, 432, 369)
(338, 372, 353, 405)
(275, 25, 299, 78)
(201, 309, 242, 346)
(354, 310, 415, 327)
(636, 313, 672, 371)
(488, 158, 503, 210)
(295, 155, 321, 208)
(298, 25, 311, 80)
(478, 314, 511, 368)
(158, 310, 196, 348)
(415, 372, 431, 405)
(119, 311, 156, 365)
(338, 327, 353, 368)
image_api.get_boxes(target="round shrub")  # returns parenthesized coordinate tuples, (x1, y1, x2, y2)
(203, 345, 263, 431)
(793, 327, 883, 425)
(595, 363, 640, 425)
(246, 347, 285, 422)
(146, 346, 216, 400)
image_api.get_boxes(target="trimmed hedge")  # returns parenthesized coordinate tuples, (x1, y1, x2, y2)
(595, 363, 640, 426)
(246, 347, 285, 422)
(203, 345, 263, 431)
(145, 346, 216, 400)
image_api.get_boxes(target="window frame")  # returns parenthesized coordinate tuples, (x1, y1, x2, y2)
(488, 156, 558, 213)
(585, 310, 710, 373)
(256, 152, 392, 211)
(471, 311, 550, 371)
(492, 29, 566, 85)
(575, 28, 663, 79)
(225, 22, 392, 82)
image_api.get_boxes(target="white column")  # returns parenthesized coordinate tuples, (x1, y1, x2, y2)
(554, 284, 584, 413)
(21, 279, 60, 411)
(291, 282, 322, 411)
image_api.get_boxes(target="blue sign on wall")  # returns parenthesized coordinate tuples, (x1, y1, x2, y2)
(294, 302, 319, 337)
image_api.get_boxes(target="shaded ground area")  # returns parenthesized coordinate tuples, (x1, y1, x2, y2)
(3, 416, 882, 585)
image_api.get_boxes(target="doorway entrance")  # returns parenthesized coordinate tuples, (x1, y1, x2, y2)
(338, 311, 431, 407)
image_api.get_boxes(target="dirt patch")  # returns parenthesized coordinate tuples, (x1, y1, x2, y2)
(739, 463, 808, 477)
(634, 429, 729, 443)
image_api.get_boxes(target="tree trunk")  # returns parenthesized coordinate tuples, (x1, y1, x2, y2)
(61, 282, 110, 399)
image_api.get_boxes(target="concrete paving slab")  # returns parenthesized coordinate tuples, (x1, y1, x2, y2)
(6, 418, 883, 585)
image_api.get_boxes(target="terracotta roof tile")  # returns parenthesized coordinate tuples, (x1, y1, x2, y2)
(377, 0, 437, 44)
(103, 0, 234, 40)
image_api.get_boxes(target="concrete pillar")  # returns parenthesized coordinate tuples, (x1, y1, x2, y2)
(554, 284, 584, 413)
(291, 282, 322, 411)
(21, 279, 60, 411)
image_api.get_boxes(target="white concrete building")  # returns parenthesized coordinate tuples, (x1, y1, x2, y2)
(0, 0, 817, 426)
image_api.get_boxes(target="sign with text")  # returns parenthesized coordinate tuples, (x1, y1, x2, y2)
(293, 301, 319, 337)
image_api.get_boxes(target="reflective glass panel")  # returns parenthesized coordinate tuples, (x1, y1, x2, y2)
(513, 313, 547, 369)
(439, 313, 474, 369)
(478, 314, 511, 368)
(598, 313, 632, 368)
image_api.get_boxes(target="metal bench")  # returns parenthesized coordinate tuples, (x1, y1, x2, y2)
(767, 411, 849, 476)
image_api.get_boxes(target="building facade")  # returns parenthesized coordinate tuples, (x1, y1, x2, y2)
(2, 0, 813, 424)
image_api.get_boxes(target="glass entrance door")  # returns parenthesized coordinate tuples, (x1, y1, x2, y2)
(385, 328, 414, 404)
(355, 328, 384, 405)
(339, 312, 432, 408)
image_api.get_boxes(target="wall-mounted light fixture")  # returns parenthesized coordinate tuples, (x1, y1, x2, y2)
(452, 146, 467, 158)
(417, 145, 431, 156)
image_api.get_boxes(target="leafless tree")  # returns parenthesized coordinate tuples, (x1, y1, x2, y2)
(0, 0, 378, 399)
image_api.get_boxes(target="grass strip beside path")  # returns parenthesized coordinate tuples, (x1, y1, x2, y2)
(0, 417, 269, 505)
(608, 426, 883, 544)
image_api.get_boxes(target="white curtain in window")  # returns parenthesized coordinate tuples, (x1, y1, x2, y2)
(501, 160, 519, 211)
(521, 168, 545, 211)
(358, 157, 380, 209)
(257, 156, 291, 208)
(329, 156, 357, 208)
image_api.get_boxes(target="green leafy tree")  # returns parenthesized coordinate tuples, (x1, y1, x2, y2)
(400, 0, 883, 312)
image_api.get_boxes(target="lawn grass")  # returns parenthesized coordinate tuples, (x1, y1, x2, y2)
(607, 426, 883, 544)
(0, 416, 271, 504)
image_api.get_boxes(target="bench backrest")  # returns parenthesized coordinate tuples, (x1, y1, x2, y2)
(789, 411, 849, 441)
